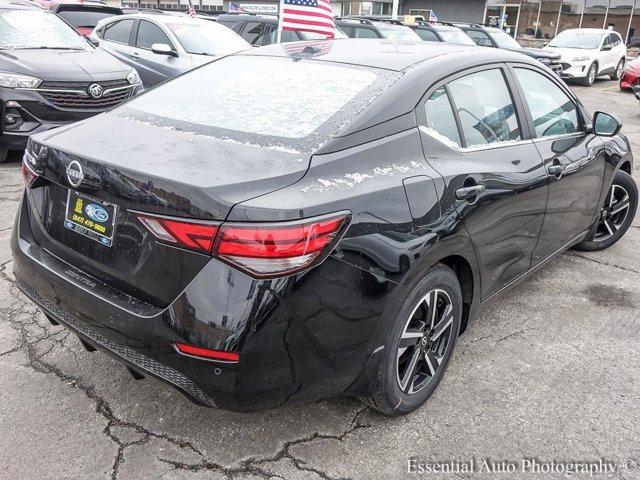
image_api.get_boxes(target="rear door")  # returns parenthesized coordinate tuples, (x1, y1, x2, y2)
(509, 64, 605, 264)
(417, 65, 548, 300)
(131, 19, 183, 87)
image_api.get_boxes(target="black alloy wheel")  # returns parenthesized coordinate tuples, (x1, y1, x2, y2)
(576, 170, 638, 251)
(396, 289, 454, 394)
(361, 264, 462, 415)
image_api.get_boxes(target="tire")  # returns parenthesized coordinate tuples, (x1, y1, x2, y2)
(575, 170, 638, 252)
(580, 63, 598, 86)
(360, 263, 462, 416)
(0, 148, 8, 164)
(611, 58, 625, 81)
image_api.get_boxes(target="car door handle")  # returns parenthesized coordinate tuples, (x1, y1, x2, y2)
(455, 184, 486, 200)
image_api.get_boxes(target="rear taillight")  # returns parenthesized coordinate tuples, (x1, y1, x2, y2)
(214, 213, 349, 277)
(21, 158, 37, 187)
(136, 212, 349, 277)
(135, 213, 218, 254)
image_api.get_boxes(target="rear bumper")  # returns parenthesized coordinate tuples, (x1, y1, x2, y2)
(11, 192, 395, 411)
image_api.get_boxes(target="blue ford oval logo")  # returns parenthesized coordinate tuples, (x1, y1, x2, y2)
(85, 203, 109, 223)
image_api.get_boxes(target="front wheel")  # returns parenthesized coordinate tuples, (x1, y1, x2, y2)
(575, 170, 638, 251)
(581, 63, 598, 86)
(611, 58, 625, 81)
(360, 264, 462, 416)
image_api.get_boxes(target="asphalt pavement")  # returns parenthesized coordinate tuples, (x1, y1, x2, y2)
(0, 78, 638, 480)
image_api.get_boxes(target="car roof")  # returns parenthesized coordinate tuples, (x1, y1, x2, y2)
(240, 38, 536, 72)
(0, 0, 43, 9)
(117, 12, 202, 23)
(557, 28, 610, 35)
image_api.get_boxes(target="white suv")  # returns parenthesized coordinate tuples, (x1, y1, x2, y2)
(543, 28, 626, 86)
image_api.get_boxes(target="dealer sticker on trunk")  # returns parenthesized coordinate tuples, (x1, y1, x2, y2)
(64, 190, 116, 247)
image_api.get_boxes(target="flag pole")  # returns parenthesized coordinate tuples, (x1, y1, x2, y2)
(276, 0, 285, 43)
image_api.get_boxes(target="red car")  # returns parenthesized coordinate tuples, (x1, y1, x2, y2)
(620, 57, 640, 91)
(35, 0, 122, 36)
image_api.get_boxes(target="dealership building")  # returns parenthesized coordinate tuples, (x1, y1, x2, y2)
(120, 0, 640, 44)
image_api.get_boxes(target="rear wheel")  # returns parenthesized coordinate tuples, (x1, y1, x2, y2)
(360, 264, 462, 416)
(581, 63, 598, 86)
(575, 170, 638, 251)
(611, 58, 625, 81)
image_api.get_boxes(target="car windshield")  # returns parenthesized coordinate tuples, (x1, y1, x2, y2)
(0, 10, 87, 50)
(166, 21, 250, 55)
(56, 8, 119, 29)
(377, 25, 421, 41)
(125, 55, 397, 140)
(488, 29, 522, 49)
(437, 28, 476, 45)
(548, 32, 602, 49)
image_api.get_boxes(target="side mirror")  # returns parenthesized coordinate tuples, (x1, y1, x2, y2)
(601, 43, 612, 51)
(151, 43, 177, 57)
(593, 111, 622, 136)
(87, 37, 99, 47)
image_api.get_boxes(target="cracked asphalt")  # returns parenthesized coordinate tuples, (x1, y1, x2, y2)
(1, 79, 639, 480)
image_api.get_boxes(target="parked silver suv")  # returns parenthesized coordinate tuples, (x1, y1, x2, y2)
(89, 14, 250, 88)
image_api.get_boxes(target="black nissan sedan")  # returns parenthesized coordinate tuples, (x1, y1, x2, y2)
(12, 39, 637, 415)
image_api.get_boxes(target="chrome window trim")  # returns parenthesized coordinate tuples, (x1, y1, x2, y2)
(418, 126, 534, 152)
(531, 132, 585, 144)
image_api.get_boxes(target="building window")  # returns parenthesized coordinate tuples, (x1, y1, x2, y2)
(557, 0, 584, 34)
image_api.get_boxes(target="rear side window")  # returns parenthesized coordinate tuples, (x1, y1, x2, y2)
(448, 69, 521, 146)
(136, 20, 172, 49)
(466, 29, 492, 47)
(514, 68, 580, 138)
(103, 19, 134, 44)
(424, 87, 460, 146)
(355, 27, 378, 38)
(125, 56, 397, 140)
(416, 29, 439, 41)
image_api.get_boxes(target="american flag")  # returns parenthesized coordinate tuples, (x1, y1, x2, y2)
(428, 9, 438, 24)
(282, 39, 333, 56)
(279, 0, 334, 38)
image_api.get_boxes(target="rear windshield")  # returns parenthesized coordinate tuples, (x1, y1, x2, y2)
(0, 10, 88, 49)
(124, 55, 399, 143)
(166, 21, 249, 56)
(56, 8, 120, 29)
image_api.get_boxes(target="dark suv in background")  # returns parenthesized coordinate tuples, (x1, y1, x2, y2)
(451, 22, 562, 75)
(37, 0, 123, 36)
(215, 13, 347, 45)
(0, 1, 141, 162)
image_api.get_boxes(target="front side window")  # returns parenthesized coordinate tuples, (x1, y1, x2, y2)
(514, 68, 580, 138)
(0, 10, 87, 50)
(415, 28, 439, 42)
(448, 69, 521, 147)
(424, 87, 460, 147)
(136, 20, 172, 49)
(103, 19, 134, 44)
(466, 29, 492, 47)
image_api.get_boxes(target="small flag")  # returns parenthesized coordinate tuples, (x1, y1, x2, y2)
(187, 0, 197, 17)
(279, 0, 334, 39)
(428, 10, 438, 24)
(229, 2, 247, 13)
